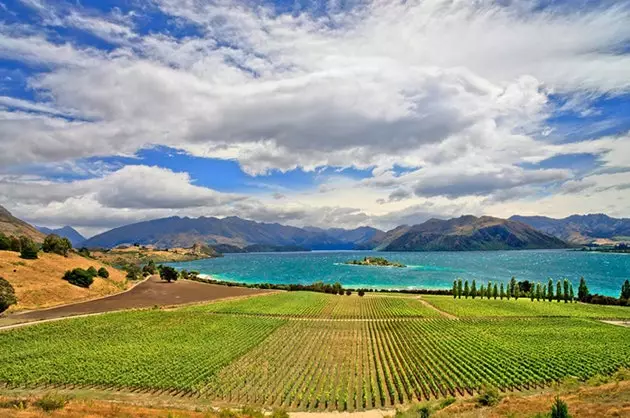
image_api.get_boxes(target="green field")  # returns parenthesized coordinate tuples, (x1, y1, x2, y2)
(422, 295, 630, 318)
(1, 291, 629, 411)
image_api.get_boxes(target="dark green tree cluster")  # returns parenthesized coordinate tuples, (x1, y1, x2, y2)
(97, 267, 109, 278)
(62, 268, 94, 288)
(41, 234, 72, 256)
(0, 276, 17, 313)
(125, 264, 142, 281)
(453, 277, 580, 303)
(158, 265, 179, 283)
(142, 259, 157, 276)
(0, 233, 39, 259)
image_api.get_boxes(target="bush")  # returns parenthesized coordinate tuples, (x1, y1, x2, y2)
(358, 289, 365, 297)
(345, 289, 352, 296)
(62, 268, 94, 288)
(86, 266, 98, 277)
(97, 267, 109, 278)
(77, 247, 91, 257)
(42, 234, 72, 256)
(476, 384, 500, 407)
(9, 236, 21, 252)
(159, 265, 179, 282)
(34, 393, 69, 412)
(125, 264, 142, 280)
(19, 238, 38, 260)
(143, 260, 157, 275)
(241, 406, 265, 418)
(0, 233, 10, 251)
(270, 408, 289, 418)
(0, 276, 17, 313)
(551, 396, 570, 418)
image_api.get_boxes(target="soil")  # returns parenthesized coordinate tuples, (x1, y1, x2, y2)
(0, 276, 273, 327)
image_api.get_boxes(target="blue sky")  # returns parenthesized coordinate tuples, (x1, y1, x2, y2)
(1, 0, 630, 236)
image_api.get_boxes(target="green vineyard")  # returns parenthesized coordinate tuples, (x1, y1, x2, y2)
(1, 292, 629, 411)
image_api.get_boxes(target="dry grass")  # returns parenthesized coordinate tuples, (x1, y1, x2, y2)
(90, 247, 209, 267)
(0, 250, 127, 312)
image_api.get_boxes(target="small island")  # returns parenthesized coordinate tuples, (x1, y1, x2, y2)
(345, 256, 406, 268)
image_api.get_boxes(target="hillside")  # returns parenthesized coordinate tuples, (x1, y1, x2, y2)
(0, 250, 128, 312)
(36, 225, 86, 247)
(83, 216, 384, 250)
(379, 215, 568, 251)
(511, 214, 630, 244)
(0, 205, 46, 242)
(89, 243, 220, 267)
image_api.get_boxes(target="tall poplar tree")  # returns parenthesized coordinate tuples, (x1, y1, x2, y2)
(457, 279, 463, 299)
(569, 283, 574, 303)
(556, 280, 562, 302)
(500, 283, 505, 300)
(563, 279, 569, 303)
(471, 280, 477, 299)
(480, 284, 485, 299)
(452, 280, 457, 299)
(547, 279, 554, 302)
(536, 283, 542, 301)
(486, 281, 492, 299)
(464, 280, 470, 299)
(578, 277, 589, 302)
(493, 283, 498, 299)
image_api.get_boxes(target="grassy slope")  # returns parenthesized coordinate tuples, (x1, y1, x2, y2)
(89, 247, 211, 267)
(422, 295, 630, 319)
(0, 250, 127, 312)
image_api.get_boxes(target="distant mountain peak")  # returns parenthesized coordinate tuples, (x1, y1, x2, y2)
(36, 225, 86, 247)
(511, 214, 630, 244)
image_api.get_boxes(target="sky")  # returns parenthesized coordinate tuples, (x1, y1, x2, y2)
(1, 0, 630, 237)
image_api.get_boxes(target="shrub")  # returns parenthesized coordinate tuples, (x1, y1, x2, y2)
(19, 238, 38, 260)
(270, 408, 289, 418)
(345, 289, 352, 296)
(241, 406, 265, 418)
(9, 236, 21, 252)
(62, 268, 94, 288)
(476, 384, 500, 407)
(0, 233, 10, 251)
(159, 265, 179, 282)
(358, 289, 365, 297)
(125, 264, 142, 280)
(86, 266, 98, 277)
(550, 396, 570, 418)
(0, 277, 17, 313)
(34, 393, 69, 412)
(77, 247, 91, 257)
(97, 267, 109, 278)
(42, 234, 72, 256)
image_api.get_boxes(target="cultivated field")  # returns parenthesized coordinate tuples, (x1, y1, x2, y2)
(1, 291, 629, 411)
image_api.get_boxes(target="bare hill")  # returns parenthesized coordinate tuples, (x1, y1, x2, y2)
(0, 205, 46, 242)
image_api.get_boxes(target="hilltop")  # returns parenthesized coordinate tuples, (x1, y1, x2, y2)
(511, 214, 630, 244)
(378, 215, 568, 251)
(0, 250, 127, 312)
(0, 205, 45, 243)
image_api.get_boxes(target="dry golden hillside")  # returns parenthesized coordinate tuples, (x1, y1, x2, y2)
(0, 250, 128, 312)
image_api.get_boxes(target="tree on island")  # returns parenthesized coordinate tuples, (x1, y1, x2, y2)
(578, 277, 589, 302)
(159, 265, 179, 282)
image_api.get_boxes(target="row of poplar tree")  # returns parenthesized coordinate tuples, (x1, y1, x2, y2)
(451, 276, 591, 303)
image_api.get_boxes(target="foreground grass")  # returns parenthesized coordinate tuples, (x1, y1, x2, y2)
(422, 295, 630, 319)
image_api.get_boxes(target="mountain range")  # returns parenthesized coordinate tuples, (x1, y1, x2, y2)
(510, 214, 630, 244)
(81, 214, 567, 251)
(36, 226, 86, 247)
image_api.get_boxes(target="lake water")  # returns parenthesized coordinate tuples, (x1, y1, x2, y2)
(168, 250, 630, 297)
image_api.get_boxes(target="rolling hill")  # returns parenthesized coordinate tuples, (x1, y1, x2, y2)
(36, 225, 86, 247)
(82, 216, 384, 250)
(0, 205, 46, 242)
(378, 215, 568, 251)
(510, 214, 630, 244)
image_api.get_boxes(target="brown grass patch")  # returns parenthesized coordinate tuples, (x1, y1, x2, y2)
(0, 250, 127, 312)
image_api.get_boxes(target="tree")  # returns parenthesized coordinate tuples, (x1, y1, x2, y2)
(550, 396, 570, 418)
(358, 289, 365, 297)
(486, 281, 491, 299)
(0, 276, 17, 313)
(19, 238, 38, 260)
(345, 289, 352, 296)
(62, 268, 94, 288)
(529, 287, 535, 301)
(159, 265, 179, 283)
(0, 233, 10, 251)
(563, 279, 570, 303)
(143, 260, 157, 276)
(500, 283, 505, 300)
(509, 277, 518, 298)
(536, 283, 542, 301)
(471, 280, 477, 299)
(457, 279, 463, 299)
(464, 280, 470, 298)
(97, 267, 109, 278)
(542, 285, 547, 300)
(569, 283, 574, 303)
(9, 236, 21, 252)
(480, 284, 485, 299)
(87, 266, 98, 277)
(332, 282, 343, 295)
(78, 247, 91, 258)
(452, 280, 457, 299)
(578, 277, 589, 302)
(556, 280, 562, 302)
(42, 234, 72, 256)
(620, 280, 630, 301)
(493, 283, 498, 300)
(125, 264, 142, 281)
(548, 279, 554, 302)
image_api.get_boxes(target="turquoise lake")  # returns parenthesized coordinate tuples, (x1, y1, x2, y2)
(168, 250, 630, 297)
